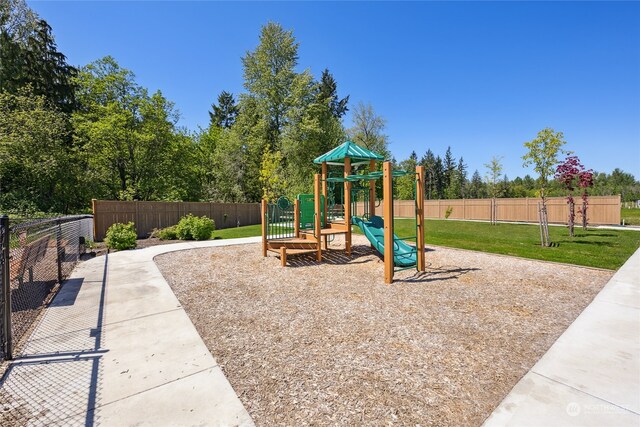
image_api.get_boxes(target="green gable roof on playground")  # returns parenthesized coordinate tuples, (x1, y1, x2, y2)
(313, 140, 384, 166)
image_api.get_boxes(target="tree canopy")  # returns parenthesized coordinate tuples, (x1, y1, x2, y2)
(0, 6, 637, 215)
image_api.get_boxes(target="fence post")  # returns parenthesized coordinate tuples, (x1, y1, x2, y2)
(91, 199, 98, 241)
(135, 200, 140, 236)
(1, 215, 12, 360)
(261, 200, 268, 257)
(56, 219, 63, 284)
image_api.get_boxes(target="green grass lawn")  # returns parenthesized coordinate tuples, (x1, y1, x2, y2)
(622, 208, 640, 226)
(391, 219, 639, 270)
(212, 220, 639, 270)
(212, 224, 263, 239)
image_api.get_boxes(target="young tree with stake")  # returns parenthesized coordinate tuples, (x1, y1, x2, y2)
(522, 128, 569, 246)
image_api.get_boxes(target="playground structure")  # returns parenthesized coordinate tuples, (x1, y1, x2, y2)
(261, 141, 425, 284)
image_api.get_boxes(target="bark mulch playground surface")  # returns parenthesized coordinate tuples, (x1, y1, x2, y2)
(155, 235, 611, 426)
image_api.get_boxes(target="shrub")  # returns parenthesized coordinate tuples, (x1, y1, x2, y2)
(175, 214, 215, 241)
(156, 225, 178, 240)
(105, 222, 137, 250)
(445, 206, 453, 219)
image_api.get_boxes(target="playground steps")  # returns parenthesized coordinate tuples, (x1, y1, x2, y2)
(299, 228, 347, 237)
(266, 238, 319, 267)
(266, 238, 317, 250)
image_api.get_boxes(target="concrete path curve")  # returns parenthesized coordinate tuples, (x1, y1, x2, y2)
(1, 237, 261, 427)
(484, 247, 640, 426)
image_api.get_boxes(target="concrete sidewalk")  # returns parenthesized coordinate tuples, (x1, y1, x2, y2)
(1, 237, 261, 426)
(483, 247, 640, 426)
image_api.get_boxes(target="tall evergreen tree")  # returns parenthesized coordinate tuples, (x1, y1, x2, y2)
(468, 170, 486, 198)
(433, 156, 445, 199)
(209, 90, 239, 129)
(420, 149, 436, 199)
(0, 0, 38, 42)
(317, 68, 349, 119)
(24, 20, 77, 112)
(499, 174, 513, 198)
(443, 146, 456, 196)
(0, 0, 36, 94)
(0, 7, 77, 113)
(456, 157, 468, 198)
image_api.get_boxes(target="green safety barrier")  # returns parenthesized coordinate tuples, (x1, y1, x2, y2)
(297, 194, 325, 229)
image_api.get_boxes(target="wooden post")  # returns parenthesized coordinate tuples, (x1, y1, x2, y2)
(369, 160, 376, 218)
(322, 161, 328, 224)
(135, 200, 140, 237)
(294, 199, 300, 238)
(383, 161, 394, 284)
(91, 199, 98, 241)
(280, 247, 287, 267)
(261, 199, 268, 257)
(416, 166, 425, 272)
(314, 174, 322, 262)
(344, 157, 352, 256)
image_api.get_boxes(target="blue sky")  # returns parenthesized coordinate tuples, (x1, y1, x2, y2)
(29, 1, 640, 179)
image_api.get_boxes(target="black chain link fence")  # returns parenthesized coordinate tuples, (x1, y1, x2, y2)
(0, 215, 93, 361)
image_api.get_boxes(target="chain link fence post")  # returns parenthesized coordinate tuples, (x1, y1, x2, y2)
(56, 218, 63, 285)
(1, 214, 13, 360)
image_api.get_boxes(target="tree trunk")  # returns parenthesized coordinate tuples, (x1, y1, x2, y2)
(538, 202, 549, 247)
(540, 188, 550, 246)
(568, 196, 575, 237)
(581, 193, 589, 230)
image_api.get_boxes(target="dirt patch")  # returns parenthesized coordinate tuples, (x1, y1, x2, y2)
(155, 236, 611, 426)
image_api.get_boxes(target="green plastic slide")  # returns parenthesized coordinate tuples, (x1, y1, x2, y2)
(352, 216, 417, 267)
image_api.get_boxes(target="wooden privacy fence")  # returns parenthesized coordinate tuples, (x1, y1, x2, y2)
(424, 195, 620, 225)
(356, 195, 621, 225)
(92, 200, 261, 241)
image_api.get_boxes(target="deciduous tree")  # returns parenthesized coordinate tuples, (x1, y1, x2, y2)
(347, 101, 390, 159)
(0, 87, 75, 212)
(522, 127, 569, 245)
(73, 56, 193, 201)
(484, 156, 503, 199)
(555, 155, 583, 237)
(397, 151, 418, 200)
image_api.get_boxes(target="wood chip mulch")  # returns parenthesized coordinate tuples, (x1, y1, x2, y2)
(154, 236, 612, 426)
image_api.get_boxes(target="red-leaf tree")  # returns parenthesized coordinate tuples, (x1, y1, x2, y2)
(555, 156, 583, 237)
(578, 168, 594, 230)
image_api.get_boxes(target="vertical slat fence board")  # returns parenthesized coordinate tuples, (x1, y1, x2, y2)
(92, 200, 262, 240)
(417, 195, 619, 224)
(90, 196, 620, 241)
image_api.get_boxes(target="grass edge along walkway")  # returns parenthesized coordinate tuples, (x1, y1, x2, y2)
(622, 208, 640, 226)
(211, 220, 639, 270)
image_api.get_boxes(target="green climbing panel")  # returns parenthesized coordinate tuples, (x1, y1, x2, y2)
(297, 194, 325, 229)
